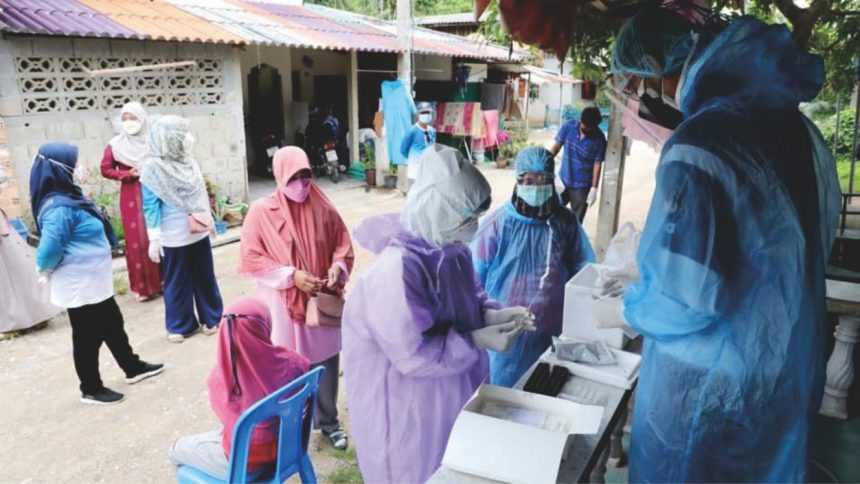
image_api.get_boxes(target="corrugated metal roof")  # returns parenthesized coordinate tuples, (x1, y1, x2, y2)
(78, 0, 243, 43)
(415, 12, 487, 27)
(411, 27, 523, 61)
(523, 65, 581, 84)
(248, 1, 402, 52)
(306, 4, 524, 61)
(0, 0, 524, 62)
(0, 0, 137, 39)
(165, 0, 315, 47)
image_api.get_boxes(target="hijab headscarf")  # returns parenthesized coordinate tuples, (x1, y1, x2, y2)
(28, 142, 117, 245)
(139, 115, 209, 213)
(207, 297, 310, 461)
(239, 147, 354, 322)
(109, 102, 149, 168)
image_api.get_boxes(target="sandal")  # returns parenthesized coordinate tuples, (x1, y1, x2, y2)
(324, 428, 348, 450)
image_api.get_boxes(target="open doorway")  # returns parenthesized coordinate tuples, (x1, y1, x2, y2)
(247, 63, 285, 177)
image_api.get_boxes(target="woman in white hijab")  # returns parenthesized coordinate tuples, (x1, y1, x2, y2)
(100, 102, 162, 302)
(0, 168, 60, 333)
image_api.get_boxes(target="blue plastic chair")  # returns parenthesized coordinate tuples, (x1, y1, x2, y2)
(177, 366, 324, 484)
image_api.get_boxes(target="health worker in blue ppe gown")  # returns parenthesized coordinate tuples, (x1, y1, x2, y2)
(605, 6, 841, 482)
(472, 146, 595, 387)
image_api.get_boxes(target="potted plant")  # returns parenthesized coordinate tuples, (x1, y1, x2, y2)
(384, 165, 398, 189)
(362, 141, 377, 187)
(497, 140, 517, 169)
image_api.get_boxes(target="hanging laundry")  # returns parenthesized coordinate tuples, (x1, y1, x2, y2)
(381, 80, 415, 166)
(435, 102, 485, 137)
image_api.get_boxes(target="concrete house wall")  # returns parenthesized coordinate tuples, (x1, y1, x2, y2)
(0, 36, 248, 217)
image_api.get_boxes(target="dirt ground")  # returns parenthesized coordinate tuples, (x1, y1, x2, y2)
(0, 139, 658, 483)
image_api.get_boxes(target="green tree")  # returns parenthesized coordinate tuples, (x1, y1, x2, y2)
(306, 0, 475, 18)
(479, 0, 859, 95)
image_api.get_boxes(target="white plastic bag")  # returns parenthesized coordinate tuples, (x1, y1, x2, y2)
(601, 222, 641, 280)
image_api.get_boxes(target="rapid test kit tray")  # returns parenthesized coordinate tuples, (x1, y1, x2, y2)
(440, 384, 604, 483)
(540, 337, 641, 390)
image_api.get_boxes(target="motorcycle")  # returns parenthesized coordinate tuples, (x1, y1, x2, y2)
(303, 111, 344, 183)
(258, 132, 282, 177)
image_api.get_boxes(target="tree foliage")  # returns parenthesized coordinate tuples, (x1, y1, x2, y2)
(305, 0, 475, 19)
(478, 0, 859, 95)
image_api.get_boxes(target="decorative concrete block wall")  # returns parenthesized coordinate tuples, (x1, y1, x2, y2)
(0, 36, 248, 218)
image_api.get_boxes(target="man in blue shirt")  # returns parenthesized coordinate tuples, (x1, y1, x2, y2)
(549, 107, 606, 222)
(399, 101, 437, 192)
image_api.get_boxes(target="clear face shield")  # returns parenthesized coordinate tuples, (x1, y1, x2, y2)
(605, 31, 699, 136)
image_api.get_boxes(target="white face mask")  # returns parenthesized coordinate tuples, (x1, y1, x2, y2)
(419, 113, 433, 124)
(440, 217, 479, 245)
(122, 120, 142, 135)
(182, 132, 195, 155)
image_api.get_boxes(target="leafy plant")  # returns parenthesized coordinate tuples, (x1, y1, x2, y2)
(818, 106, 859, 159)
(360, 141, 376, 170)
(306, 0, 473, 19)
(82, 167, 124, 246)
(479, 0, 858, 97)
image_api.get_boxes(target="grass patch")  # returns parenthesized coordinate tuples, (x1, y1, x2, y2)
(328, 465, 363, 484)
(331, 447, 357, 462)
(837, 161, 859, 193)
(113, 275, 129, 296)
(327, 446, 362, 484)
(0, 320, 50, 341)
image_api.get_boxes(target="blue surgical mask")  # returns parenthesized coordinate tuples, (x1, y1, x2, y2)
(419, 113, 433, 124)
(517, 184, 554, 207)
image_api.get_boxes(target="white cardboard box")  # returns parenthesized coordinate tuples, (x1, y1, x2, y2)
(441, 384, 603, 484)
(562, 263, 629, 348)
(541, 339, 641, 390)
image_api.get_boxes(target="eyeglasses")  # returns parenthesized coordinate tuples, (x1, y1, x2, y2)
(517, 174, 553, 186)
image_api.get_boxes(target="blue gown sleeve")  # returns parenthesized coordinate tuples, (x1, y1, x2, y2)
(571, 222, 596, 271)
(624, 161, 731, 340)
(362, 249, 481, 378)
(35, 206, 73, 272)
(141, 184, 162, 230)
(470, 210, 502, 288)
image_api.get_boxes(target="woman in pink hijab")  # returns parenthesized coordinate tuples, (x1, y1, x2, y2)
(169, 297, 309, 479)
(239, 146, 354, 450)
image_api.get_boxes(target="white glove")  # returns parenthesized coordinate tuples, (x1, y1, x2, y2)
(37, 269, 53, 285)
(148, 240, 164, 264)
(471, 321, 524, 352)
(147, 229, 164, 264)
(484, 306, 533, 327)
(586, 186, 598, 206)
(596, 269, 627, 298)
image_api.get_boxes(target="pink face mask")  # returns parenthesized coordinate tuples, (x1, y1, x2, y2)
(282, 178, 311, 203)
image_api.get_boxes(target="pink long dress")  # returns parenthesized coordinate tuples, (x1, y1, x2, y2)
(100, 145, 161, 298)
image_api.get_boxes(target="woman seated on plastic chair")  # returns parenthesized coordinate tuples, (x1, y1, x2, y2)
(169, 297, 310, 479)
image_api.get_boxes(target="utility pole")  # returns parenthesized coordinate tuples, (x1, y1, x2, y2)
(396, 0, 413, 89)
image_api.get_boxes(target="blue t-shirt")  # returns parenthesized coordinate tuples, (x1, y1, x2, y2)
(556, 119, 607, 189)
(400, 124, 436, 160)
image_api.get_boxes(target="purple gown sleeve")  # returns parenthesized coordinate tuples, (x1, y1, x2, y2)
(362, 248, 483, 378)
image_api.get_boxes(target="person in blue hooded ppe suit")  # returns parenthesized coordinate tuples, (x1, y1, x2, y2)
(606, 7, 841, 482)
(472, 146, 594, 387)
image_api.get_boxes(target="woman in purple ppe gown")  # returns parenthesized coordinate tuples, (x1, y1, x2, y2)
(343, 147, 526, 483)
